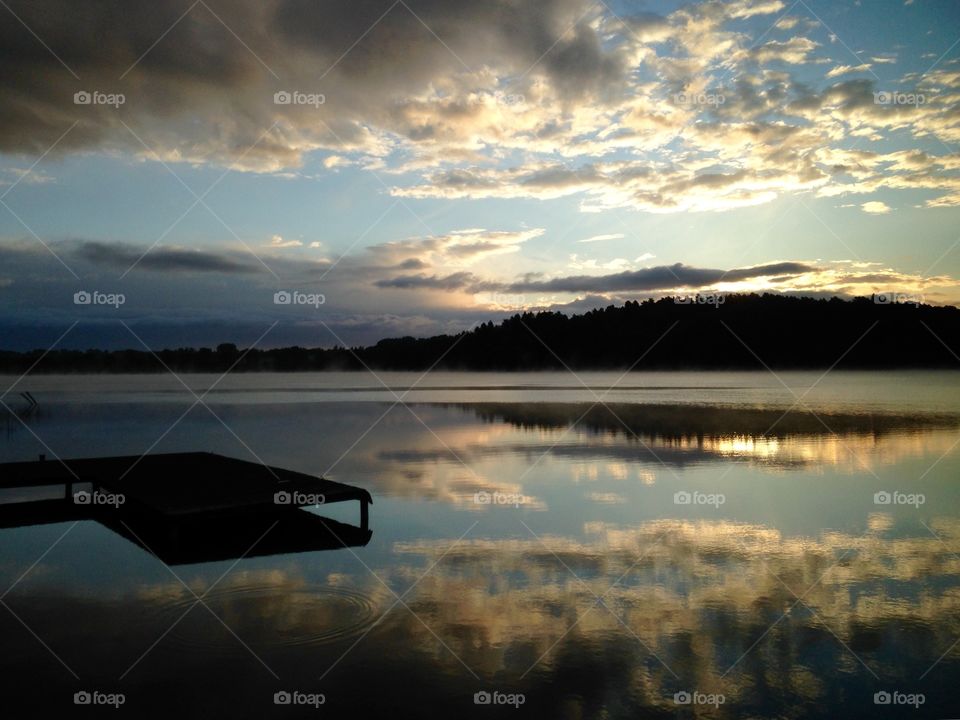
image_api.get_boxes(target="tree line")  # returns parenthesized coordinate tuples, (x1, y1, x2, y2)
(1, 294, 958, 373)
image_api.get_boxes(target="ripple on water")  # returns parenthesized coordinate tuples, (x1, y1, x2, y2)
(151, 582, 381, 655)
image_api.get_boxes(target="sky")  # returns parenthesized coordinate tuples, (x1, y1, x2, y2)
(0, 0, 959, 350)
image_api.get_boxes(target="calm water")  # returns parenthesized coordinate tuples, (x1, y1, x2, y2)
(1, 371, 959, 718)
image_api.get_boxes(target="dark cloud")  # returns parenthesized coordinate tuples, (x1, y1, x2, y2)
(0, 238, 495, 349)
(520, 164, 602, 189)
(1, 236, 952, 350)
(276, 0, 626, 97)
(75, 241, 262, 274)
(376, 262, 816, 293)
(0, 0, 626, 164)
(512, 262, 815, 293)
(620, 11, 672, 38)
(0, 1, 268, 155)
(398, 258, 429, 270)
(376, 271, 479, 290)
(821, 79, 876, 111)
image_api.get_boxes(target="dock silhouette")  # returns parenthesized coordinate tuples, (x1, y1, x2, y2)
(0, 452, 372, 564)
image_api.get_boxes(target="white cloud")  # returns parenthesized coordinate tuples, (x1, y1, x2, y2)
(322, 155, 352, 169)
(367, 228, 545, 269)
(726, 0, 786, 19)
(267, 234, 304, 248)
(826, 63, 873, 78)
(862, 201, 892, 214)
(578, 233, 625, 243)
(774, 16, 801, 30)
(1, 168, 56, 186)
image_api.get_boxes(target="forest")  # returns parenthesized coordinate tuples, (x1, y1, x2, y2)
(1, 293, 958, 372)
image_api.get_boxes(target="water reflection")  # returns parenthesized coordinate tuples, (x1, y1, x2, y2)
(392, 517, 960, 716)
(4, 400, 958, 508)
(360, 403, 960, 507)
(141, 572, 388, 653)
(2, 388, 959, 717)
(3, 518, 958, 717)
(394, 517, 960, 662)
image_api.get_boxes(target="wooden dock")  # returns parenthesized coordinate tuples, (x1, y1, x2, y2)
(0, 452, 373, 564)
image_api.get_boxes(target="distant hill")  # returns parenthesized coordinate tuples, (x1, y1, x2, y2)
(2, 294, 959, 372)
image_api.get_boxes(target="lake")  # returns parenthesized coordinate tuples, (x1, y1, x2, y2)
(1, 371, 959, 718)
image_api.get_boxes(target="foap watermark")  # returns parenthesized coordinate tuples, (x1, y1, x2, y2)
(673, 690, 725, 708)
(873, 292, 923, 306)
(674, 490, 725, 508)
(673, 91, 725, 106)
(74, 690, 125, 708)
(674, 293, 725, 307)
(74, 290, 125, 308)
(74, 90, 125, 108)
(74, 489, 125, 508)
(486, 292, 527, 308)
(873, 91, 926, 107)
(874, 490, 925, 508)
(274, 90, 325, 108)
(474, 490, 530, 507)
(274, 290, 325, 308)
(274, 490, 325, 506)
(491, 91, 525, 107)
(273, 691, 325, 707)
(874, 690, 925, 708)
(474, 690, 525, 708)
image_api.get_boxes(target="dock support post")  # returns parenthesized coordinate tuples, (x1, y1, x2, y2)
(360, 499, 369, 531)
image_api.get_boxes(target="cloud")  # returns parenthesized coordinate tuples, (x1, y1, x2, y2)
(0, 0, 634, 167)
(816, 145, 960, 208)
(725, 0, 786, 19)
(376, 261, 816, 294)
(862, 201, 891, 214)
(75, 241, 263, 274)
(364, 228, 544, 268)
(375, 271, 480, 291)
(394, 159, 826, 213)
(826, 63, 873, 78)
(503, 261, 814, 293)
(0, 236, 505, 348)
(578, 233, 625, 243)
(750, 37, 819, 65)
(0, 0, 954, 216)
(773, 16, 802, 30)
(322, 155, 351, 169)
(4, 235, 960, 350)
(266, 234, 303, 248)
(1, 167, 55, 186)
(371, 255, 960, 312)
